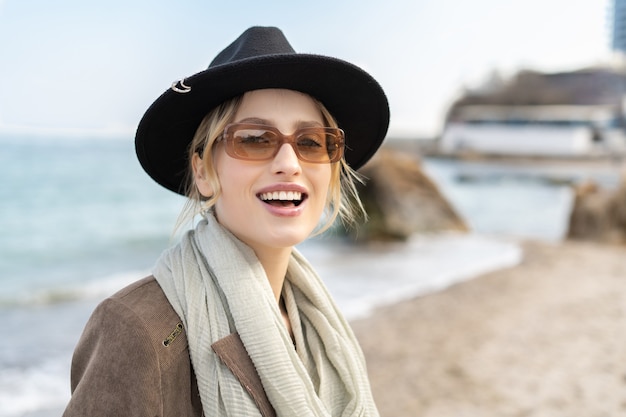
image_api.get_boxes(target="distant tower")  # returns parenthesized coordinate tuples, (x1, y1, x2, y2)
(613, 0, 626, 54)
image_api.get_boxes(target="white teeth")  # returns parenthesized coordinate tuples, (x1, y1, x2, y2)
(260, 191, 302, 201)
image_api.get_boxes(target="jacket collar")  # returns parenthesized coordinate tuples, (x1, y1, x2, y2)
(212, 332, 276, 417)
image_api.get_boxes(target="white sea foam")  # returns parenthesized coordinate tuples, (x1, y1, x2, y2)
(300, 233, 522, 319)
(0, 270, 150, 308)
(0, 358, 70, 417)
(4, 234, 521, 317)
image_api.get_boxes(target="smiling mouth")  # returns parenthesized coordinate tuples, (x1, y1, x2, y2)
(258, 191, 306, 207)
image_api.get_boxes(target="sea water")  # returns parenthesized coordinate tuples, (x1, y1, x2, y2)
(0, 135, 618, 416)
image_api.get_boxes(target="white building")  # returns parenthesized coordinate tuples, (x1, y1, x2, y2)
(440, 105, 626, 157)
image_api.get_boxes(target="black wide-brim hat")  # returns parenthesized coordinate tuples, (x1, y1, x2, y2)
(135, 26, 390, 195)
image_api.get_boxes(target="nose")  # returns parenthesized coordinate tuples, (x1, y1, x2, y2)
(271, 143, 302, 176)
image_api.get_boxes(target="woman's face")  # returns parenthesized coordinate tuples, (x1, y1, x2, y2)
(200, 89, 332, 253)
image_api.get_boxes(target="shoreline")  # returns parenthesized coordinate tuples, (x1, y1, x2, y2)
(352, 239, 626, 416)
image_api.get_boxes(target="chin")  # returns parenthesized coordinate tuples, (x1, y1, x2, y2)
(260, 224, 318, 248)
(267, 232, 310, 248)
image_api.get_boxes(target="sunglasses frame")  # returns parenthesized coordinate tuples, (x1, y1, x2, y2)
(218, 123, 345, 163)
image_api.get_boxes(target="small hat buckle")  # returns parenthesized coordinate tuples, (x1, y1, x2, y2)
(171, 78, 191, 93)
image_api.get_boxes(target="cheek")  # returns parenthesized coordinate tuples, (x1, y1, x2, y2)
(214, 154, 255, 203)
(214, 159, 236, 199)
(214, 149, 235, 187)
(313, 166, 333, 203)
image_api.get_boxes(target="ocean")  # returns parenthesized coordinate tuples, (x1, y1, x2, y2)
(0, 135, 621, 416)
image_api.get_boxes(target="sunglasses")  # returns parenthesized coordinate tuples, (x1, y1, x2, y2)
(217, 123, 345, 163)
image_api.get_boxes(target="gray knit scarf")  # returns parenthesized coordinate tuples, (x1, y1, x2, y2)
(153, 213, 379, 416)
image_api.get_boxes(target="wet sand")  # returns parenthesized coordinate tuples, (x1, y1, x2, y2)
(352, 239, 626, 417)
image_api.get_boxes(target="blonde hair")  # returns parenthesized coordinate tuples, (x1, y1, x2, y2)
(176, 94, 366, 234)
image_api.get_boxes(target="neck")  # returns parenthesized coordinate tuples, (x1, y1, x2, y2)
(254, 246, 292, 303)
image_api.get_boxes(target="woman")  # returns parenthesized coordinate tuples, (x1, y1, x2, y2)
(64, 26, 389, 417)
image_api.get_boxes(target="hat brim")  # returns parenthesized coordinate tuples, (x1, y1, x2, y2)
(135, 53, 390, 195)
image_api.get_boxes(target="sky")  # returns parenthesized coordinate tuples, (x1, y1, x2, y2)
(0, 0, 614, 138)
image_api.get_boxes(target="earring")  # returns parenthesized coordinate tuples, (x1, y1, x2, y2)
(200, 200, 212, 218)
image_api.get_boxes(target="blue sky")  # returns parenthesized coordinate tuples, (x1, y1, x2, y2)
(0, 0, 612, 138)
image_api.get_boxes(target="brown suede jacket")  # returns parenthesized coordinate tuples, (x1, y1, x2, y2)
(63, 276, 275, 417)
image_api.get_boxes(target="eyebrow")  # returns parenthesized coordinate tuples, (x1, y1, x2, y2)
(235, 117, 324, 129)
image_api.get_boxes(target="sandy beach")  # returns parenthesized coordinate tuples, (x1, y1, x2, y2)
(352, 239, 626, 417)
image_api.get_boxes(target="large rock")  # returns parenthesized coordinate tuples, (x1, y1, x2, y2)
(567, 172, 626, 244)
(351, 149, 468, 241)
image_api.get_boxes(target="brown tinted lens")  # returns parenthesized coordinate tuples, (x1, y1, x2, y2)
(231, 127, 278, 160)
(295, 128, 344, 163)
(295, 129, 329, 162)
